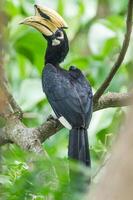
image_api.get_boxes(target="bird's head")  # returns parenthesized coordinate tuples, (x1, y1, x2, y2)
(20, 5, 69, 65)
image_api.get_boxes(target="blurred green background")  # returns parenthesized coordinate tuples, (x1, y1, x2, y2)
(1, 0, 133, 199)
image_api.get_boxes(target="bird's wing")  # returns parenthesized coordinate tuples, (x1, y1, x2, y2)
(42, 64, 93, 128)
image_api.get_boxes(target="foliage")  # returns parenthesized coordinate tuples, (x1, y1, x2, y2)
(1, 0, 132, 199)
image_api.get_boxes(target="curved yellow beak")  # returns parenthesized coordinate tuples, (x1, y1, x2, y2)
(20, 4, 68, 36)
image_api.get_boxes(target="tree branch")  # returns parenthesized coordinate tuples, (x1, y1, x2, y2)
(5, 115, 44, 153)
(0, 92, 132, 147)
(94, 0, 133, 102)
(0, 128, 11, 146)
(93, 92, 133, 111)
(37, 116, 63, 143)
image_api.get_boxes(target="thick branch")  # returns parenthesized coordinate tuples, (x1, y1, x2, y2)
(0, 92, 132, 147)
(94, 0, 133, 102)
(0, 128, 10, 145)
(93, 92, 133, 111)
(37, 116, 63, 143)
(5, 115, 43, 153)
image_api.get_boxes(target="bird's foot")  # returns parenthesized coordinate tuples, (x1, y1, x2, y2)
(47, 115, 56, 121)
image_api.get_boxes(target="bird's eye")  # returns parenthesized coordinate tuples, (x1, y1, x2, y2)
(55, 30, 64, 39)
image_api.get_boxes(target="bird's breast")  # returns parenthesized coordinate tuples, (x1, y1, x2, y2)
(42, 64, 70, 100)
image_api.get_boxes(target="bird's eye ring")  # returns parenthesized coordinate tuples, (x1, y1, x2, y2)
(55, 30, 64, 39)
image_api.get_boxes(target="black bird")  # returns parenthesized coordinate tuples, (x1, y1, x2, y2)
(20, 5, 93, 167)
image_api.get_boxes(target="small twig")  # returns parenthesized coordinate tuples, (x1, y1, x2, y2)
(94, 0, 133, 102)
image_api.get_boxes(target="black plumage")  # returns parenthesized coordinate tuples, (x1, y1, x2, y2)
(42, 29, 93, 166)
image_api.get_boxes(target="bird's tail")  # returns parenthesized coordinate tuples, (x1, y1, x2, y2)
(68, 128, 91, 167)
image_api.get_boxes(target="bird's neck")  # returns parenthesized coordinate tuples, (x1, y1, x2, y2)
(45, 33, 69, 66)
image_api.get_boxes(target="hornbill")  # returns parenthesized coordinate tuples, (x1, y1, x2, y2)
(20, 5, 93, 167)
